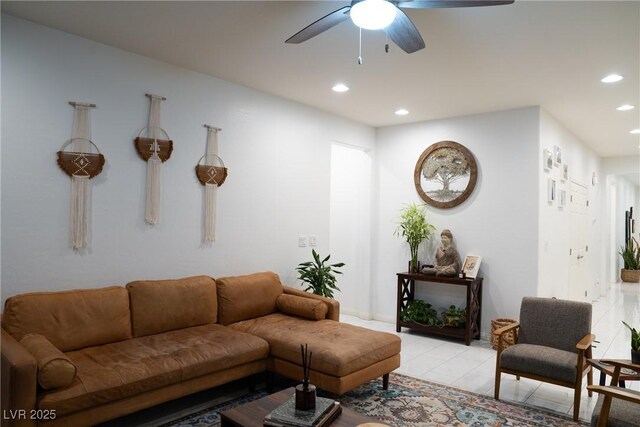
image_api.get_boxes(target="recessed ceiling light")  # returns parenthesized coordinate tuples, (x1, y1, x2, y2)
(631, 129, 640, 134)
(616, 104, 635, 111)
(601, 74, 623, 83)
(395, 109, 409, 116)
(332, 83, 349, 93)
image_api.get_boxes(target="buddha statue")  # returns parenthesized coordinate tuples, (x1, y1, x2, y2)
(422, 229, 461, 277)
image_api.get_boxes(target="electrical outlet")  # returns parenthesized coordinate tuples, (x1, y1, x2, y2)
(298, 236, 307, 247)
(309, 235, 317, 247)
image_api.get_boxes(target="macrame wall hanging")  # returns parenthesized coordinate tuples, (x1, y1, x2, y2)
(57, 102, 104, 249)
(196, 125, 227, 242)
(134, 93, 173, 225)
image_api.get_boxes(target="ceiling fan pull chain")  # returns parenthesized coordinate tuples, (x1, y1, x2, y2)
(357, 27, 363, 65)
(385, 29, 390, 53)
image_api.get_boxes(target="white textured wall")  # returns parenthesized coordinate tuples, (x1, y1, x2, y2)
(538, 109, 603, 300)
(372, 107, 540, 338)
(0, 16, 375, 302)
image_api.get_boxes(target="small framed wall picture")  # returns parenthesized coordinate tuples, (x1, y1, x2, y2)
(562, 164, 569, 181)
(543, 149, 553, 171)
(548, 178, 556, 203)
(559, 189, 566, 208)
(554, 145, 562, 165)
(462, 255, 482, 279)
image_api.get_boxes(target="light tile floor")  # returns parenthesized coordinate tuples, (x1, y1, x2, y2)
(341, 282, 640, 422)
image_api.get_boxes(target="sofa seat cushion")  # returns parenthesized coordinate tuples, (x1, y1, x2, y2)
(500, 343, 577, 383)
(229, 313, 401, 377)
(38, 324, 269, 416)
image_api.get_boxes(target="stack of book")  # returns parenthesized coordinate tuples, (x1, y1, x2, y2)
(263, 395, 342, 427)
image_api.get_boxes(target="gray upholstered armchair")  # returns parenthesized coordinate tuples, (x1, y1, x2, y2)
(588, 359, 640, 427)
(493, 297, 595, 421)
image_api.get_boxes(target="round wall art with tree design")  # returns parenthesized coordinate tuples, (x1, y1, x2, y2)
(414, 140, 478, 209)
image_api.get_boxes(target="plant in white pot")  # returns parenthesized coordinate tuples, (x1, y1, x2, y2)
(622, 321, 640, 364)
(395, 203, 436, 273)
(619, 239, 640, 283)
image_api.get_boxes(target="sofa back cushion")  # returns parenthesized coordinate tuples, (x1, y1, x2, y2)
(2, 286, 131, 352)
(126, 276, 217, 337)
(216, 272, 283, 325)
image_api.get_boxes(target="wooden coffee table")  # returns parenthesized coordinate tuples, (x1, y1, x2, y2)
(220, 387, 381, 426)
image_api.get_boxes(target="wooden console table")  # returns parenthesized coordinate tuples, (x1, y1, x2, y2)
(396, 272, 483, 346)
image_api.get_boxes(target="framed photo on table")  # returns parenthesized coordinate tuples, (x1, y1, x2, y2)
(462, 255, 482, 279)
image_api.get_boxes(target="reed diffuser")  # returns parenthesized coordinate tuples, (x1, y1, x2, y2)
(295, 343, 316, 410)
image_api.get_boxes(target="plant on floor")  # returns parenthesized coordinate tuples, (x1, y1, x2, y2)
(619, 240, 640, 270)
(296, 249, 345, 299)
(395, 203, 436, 273)
(401, 299, 442, 327)
(442, 305, 466, 328)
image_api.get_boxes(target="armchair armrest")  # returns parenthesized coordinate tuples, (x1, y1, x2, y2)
(588, 384, 640, 405)
(576, 333, 596, 351)
(1, 328, 37, 427)
(492, 321, 519, 354)
(598, 359, 640, 372)
(282, 286, 340, 321)
(492, 321, 519, 337)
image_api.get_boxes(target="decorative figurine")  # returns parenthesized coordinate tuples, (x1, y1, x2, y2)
(422, 229, 461, 277)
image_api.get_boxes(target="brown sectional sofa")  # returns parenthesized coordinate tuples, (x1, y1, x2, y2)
(1, 272, 400, 426)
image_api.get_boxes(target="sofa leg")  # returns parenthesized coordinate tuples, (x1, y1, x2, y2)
(249, 375, 256, 392)
(382, 373, 390, 390)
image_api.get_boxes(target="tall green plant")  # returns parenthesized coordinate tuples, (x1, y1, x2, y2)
(395, 203, 436, 271)
(622, 321, 640, 351)
(296, 249, 345, 299)
(619, 240, 640, 270)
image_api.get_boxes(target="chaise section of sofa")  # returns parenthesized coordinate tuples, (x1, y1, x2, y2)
(217, 272, 401, 395)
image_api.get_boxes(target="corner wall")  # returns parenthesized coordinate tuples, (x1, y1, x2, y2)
(372, 107, 540, 337)
(0, 15, 375, 302)
(538, 109, 603, 300)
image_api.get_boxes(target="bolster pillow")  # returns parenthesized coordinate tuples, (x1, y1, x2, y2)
(19, 333, 77, 389)
(276, 294, 328, 320)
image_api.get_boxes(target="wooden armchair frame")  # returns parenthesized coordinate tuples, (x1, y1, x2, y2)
(587, 359, 640, 427)
(493, 321, 595, 421)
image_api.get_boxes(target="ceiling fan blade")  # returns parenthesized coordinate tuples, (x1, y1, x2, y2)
(286, 6, 352, 44)
(386, 8, 426, 53)
(397, 0, 514, 9)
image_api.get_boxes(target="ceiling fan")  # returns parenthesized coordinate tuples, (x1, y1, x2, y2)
(286, 0, 515, 54)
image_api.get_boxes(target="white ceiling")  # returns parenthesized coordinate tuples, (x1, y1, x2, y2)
(2, 0, 639, 157)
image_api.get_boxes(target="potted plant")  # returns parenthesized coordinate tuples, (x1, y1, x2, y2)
(296, 249, 345, 299)
(619, 239, 640, 283)
(395, 203, 436, 273)
(442, 305, 466, 328)
(400, 299, 441, 327)
(622, 321, 640, 364)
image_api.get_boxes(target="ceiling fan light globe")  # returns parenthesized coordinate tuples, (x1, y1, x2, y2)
(350, 0, 397, 30)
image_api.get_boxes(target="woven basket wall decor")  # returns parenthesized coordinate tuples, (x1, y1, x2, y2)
(57, 138, 105, 178)
(134, 127, 173, 162)
(195, 155, 227, 186)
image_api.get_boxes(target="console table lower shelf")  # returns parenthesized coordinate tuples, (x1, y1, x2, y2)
(396, 272, 483, 346)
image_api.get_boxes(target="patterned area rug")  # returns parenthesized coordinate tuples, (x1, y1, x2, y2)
(163, 373, 588, 427)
